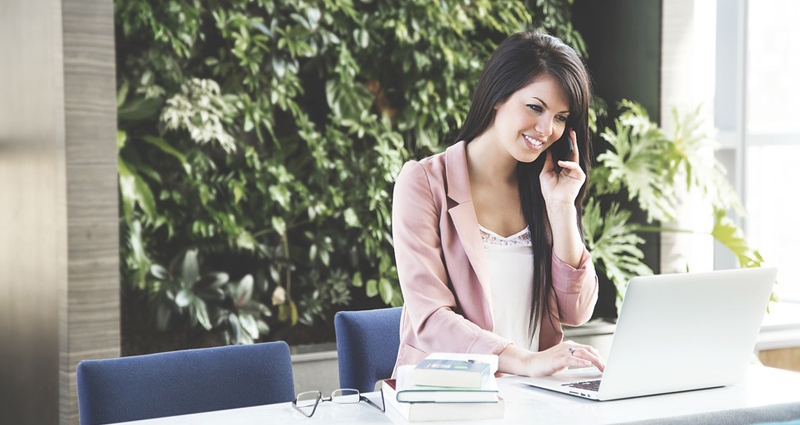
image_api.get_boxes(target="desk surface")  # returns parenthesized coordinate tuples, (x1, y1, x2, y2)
(113, 365, 800, 425)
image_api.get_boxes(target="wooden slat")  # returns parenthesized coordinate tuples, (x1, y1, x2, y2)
(61, 1, 119, 424)
(759, 348, 800, 373)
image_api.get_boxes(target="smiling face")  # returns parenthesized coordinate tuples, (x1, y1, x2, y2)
(490, 75, 571, 163)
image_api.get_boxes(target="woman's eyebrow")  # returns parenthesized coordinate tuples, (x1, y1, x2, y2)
(530, 97, 570, 114)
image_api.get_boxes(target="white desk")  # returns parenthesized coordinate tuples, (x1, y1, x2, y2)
(112, 365, 800, 425)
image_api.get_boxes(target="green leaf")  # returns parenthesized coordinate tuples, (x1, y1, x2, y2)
(118, 157, 156, 220)
(180, 249, 200, 287)
(289, 300, 298, 325)
(117, 130, 127, 151)
(583, 199, 652, 310)
(150, 264, 168, 280)
(234, 274, 254, 307)
(598, 103, 677, 223)
(117, 79, 129, 108)
(239, 313, 259, 339)
(228, 313, 242, 345)
(379, 278, 393, 305)
(325, 79, 373, 121)
(118, 96, 163, 121)
(175, 289, 192, 308)
(271, 216, 286, 236)
(343, 207, 359, 227)
(366, 279, 378, 297)
(352, 272, 363, 288)
(278, 300, 299, 325)
(141, 136, 192, 174)
(236, 231, 257, 251)
(192, 297, 213, 330)
(711, 209, 765, 269)
(197, 272, 229, 289)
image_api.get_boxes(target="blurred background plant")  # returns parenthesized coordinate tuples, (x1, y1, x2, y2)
(584, 100, 770, 312)
(116, 0, 587, 352)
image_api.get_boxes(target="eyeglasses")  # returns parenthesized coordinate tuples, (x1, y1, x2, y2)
(292, 388, 385, 418)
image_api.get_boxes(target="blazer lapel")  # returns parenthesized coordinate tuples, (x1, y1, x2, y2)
(445, 142, 495, 329)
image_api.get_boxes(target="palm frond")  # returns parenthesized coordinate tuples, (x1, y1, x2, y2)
(583, 199, 653, 310)
(597, 102, 679, 223)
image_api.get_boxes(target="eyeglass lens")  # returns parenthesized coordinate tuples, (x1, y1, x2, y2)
(293, 388, 384, 418)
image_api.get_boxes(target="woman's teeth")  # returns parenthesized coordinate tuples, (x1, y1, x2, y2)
(523, 134, 543, 147)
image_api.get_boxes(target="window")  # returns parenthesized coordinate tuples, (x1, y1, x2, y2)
(716, 0, 800, 302)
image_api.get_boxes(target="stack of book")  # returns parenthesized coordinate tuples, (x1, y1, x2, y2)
(382, 353, 504, 422)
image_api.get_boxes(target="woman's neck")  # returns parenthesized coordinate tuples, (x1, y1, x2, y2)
(466, 133, 518, 187)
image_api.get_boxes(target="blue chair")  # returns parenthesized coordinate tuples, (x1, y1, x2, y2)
(335, 307, 402, 393)
(76, 341, 295, 425)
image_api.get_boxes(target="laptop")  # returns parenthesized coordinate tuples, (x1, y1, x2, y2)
(523, 267, 777, 401)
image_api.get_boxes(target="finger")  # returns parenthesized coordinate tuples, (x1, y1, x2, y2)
(563, 353, 592, 369)
(570, 348, 605, 371)
(554, 160, 586, 181)
(568, 342, 602, 358)
(564, 342, 603, 365)
(551, 354, 587, 374)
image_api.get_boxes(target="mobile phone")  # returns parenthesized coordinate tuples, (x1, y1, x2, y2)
(550, 127, 574, 172)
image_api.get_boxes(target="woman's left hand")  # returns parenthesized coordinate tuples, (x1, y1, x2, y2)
(540, 129, 585, 206)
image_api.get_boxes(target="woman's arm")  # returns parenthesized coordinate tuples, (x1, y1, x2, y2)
(541, 129, 587, 268)
(540, 129, 598, 325)
(551, 248, 598, 326)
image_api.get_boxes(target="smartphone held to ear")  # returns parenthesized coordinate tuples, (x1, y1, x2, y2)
(550, 128, 574, 172)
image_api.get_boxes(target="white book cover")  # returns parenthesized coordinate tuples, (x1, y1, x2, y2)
(395, 365, 499, 403)
(424, 352, 499, 374)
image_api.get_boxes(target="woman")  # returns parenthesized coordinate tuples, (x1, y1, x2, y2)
(392, 29, 605, 377)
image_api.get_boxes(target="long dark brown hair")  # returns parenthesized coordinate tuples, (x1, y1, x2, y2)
(454, 29, 593, 345)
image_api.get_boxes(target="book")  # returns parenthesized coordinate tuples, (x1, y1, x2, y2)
(382, 378, 504, 422)
(395, 364, 499, 403)
(414, 358, 490, 389)
(423, 352, 499, 374)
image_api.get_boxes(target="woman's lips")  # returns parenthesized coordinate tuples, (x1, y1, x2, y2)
(523, 133, 544, 150)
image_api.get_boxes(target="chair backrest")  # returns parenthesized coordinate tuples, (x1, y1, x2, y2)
(76, 341, 295, 425)
(335, 307, 402, 392)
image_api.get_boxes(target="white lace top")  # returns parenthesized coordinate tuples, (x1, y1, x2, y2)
(480, 225, 541, 351)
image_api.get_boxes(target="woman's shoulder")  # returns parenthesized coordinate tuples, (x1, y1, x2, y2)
(399, 141, 466, 178)
(395, 142, 466, 202)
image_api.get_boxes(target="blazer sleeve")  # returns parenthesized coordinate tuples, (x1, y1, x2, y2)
(393, 161, 510, 356)
(551, 248, 599, 326)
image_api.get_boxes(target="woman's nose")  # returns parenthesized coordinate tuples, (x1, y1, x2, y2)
(535, 119, 553, 137)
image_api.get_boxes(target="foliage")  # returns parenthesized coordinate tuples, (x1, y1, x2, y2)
(116, 0, 585, 345)
(149, 248, 272, 344)
(585, 101, 768, 310)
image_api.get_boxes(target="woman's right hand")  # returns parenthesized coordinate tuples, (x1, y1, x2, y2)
(499, 341, 605, 377)
(528, 340, 605, 376)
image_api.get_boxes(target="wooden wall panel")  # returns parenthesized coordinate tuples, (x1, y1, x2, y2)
(759, 348, 800, 373)
(61, 1, 120, 424)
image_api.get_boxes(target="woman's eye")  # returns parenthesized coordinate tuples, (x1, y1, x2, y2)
(556, 115, 568, 123)
(526, 104, 543, 112)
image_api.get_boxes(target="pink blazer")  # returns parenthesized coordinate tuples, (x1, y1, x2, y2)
(392, 141, 599, 371)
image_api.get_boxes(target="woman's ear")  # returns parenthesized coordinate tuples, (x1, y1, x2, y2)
(493, 98, 505, 111)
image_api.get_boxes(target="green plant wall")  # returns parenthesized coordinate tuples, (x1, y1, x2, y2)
(116, 0, 587, 349)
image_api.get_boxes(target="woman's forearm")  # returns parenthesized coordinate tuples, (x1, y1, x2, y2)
(547, 202, 584, 267)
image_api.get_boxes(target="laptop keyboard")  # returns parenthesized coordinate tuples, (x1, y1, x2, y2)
(562, 379, 601, 392)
